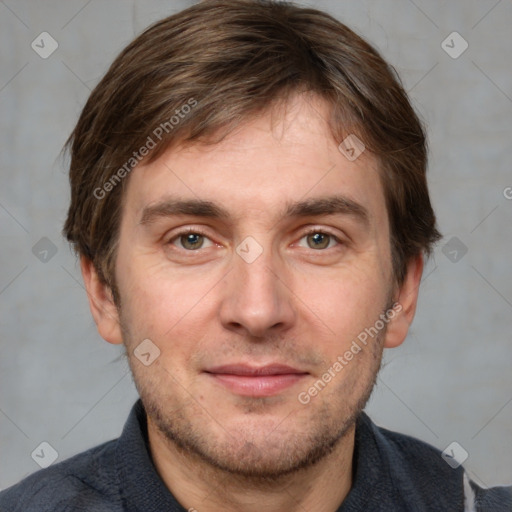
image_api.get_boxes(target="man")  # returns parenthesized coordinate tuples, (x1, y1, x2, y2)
(0, 1, 510, 510)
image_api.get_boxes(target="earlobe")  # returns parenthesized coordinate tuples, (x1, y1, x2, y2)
(383, 254, 424, 349)
(80, 256, 123, 345)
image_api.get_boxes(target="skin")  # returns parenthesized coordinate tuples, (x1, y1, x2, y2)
(82, 93, 423, 512)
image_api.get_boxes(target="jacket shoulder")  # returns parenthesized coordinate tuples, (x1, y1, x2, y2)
(363, 417, 465, 508)
(0, 439, 120, 512)
(370, 419, 464, 480)
(472, 480, 512, 512)
(367, 417, 511, 511)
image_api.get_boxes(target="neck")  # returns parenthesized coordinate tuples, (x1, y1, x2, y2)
(147, 420, 356, 512)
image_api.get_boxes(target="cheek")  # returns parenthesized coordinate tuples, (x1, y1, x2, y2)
(118, 261, 217, 346)
(294, 264, 389, 351)
(119, 274, 209, 387)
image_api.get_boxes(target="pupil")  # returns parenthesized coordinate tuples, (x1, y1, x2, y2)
(309, 233, 329, 249)
(183, 233, 203, 249)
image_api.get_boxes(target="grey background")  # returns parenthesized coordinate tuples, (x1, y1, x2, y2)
(1, 0, 511, 491)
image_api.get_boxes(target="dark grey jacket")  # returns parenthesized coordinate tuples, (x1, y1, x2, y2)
(0, 400, 510, 511)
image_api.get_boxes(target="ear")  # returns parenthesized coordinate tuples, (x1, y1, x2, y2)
(80, 256, 123, 345)
(383, 254, 424, 349)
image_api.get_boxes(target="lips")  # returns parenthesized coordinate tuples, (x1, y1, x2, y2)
(204, 363, 308, 397)
(206, 363, 306, 376)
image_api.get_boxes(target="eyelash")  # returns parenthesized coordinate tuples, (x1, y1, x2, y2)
(166, 227, 343, 251)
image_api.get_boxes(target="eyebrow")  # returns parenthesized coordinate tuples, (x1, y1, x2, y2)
(139, 195, 370, 227)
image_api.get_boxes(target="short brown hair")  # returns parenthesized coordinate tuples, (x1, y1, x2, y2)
(63, 0, 441, 294)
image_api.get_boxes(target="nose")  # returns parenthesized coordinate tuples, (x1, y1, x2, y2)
(218, 244, 296, 339)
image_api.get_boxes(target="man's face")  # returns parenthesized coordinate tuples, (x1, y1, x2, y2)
(113, 94, 398, 477)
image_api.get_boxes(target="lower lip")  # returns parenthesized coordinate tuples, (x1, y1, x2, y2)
(207, 373, 307, 397)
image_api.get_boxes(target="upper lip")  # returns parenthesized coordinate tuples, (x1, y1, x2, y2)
(205, 364, 307, 376)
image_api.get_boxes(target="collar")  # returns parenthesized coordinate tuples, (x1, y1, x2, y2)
(115, 400, 464, 512)
(115, 400, 186, 512)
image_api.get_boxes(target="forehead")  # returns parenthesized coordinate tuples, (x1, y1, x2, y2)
(123, 94, 387, 231)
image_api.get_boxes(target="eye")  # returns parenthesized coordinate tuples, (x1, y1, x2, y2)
(297, 230, 342, 250)
(168, 229, 214, 251)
